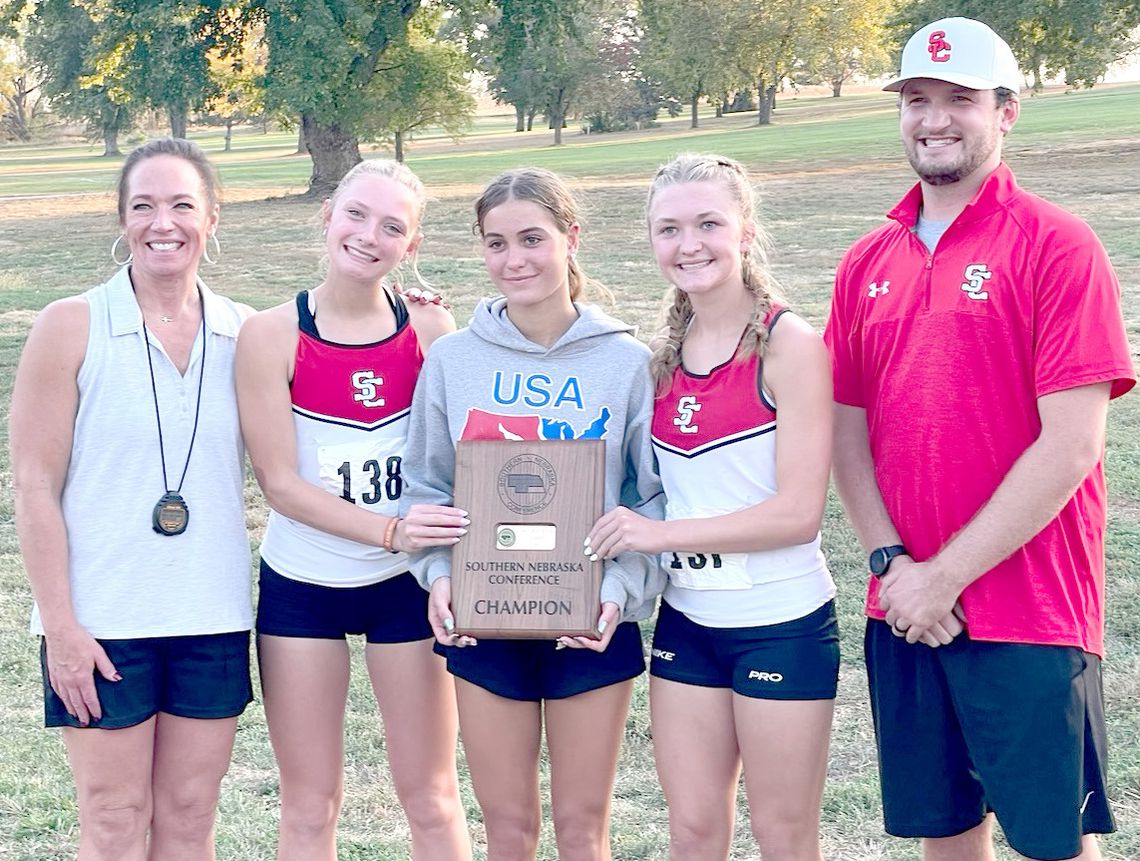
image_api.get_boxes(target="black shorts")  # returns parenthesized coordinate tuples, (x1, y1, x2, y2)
(42, 631, 252, 730)
(649, 599, 839, 700)
(435, 621, 645, 701)
(866, 620, 1115, 861)
(256, 560, 432, 644)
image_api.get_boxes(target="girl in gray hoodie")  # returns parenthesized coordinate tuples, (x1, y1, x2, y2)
(402, 167, 664, 860)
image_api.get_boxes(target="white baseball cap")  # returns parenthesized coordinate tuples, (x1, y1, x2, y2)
(884, 17, 1022, 93)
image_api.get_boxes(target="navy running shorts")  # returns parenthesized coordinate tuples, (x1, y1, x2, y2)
(42, 631, 252, 729)
(256, 559, 432, 644)
(649, 599, 840, 700)
(435, 620, 645, 701)
(866, 619, 1115, 861)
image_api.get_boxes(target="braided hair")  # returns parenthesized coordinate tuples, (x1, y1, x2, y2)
(646, 153, 784, 390)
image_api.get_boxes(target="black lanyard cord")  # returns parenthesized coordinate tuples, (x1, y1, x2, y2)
(143, 303, 207, 495)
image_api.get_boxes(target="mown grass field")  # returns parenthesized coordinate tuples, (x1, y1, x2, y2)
(1, 85, 1139, 859)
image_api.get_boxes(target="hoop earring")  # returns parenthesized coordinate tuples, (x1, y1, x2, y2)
(111, 234, 132, 266)
(202, 231, 221, 265)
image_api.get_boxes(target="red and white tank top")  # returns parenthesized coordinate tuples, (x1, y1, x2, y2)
(651, 309, 834, 627)
(260, 289, 423, 586)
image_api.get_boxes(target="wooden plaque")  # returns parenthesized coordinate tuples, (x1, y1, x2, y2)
(452, 439, 604, 638)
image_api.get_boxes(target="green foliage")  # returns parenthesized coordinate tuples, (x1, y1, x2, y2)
(76, 0, 223, 137)
(370, 5, 475, 159)
(577, 7, 665, 133)
(258, 0, 418, 132)
(485, 0, 605, 143)
(797, 0, 896, 96)
(24, 0, 131, 151)
(639, 0, 738, 125)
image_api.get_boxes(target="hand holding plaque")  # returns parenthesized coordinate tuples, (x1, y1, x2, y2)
(451, 439, 605, 638)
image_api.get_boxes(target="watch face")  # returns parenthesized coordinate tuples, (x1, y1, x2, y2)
(870, 546, 904, 576)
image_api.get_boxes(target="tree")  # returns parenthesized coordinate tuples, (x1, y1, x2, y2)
(577, 7, 663, 133)
(24, 0, 131, 154)
(799, 0, 894, 97)
(895, 0, 1140, 91)
(0, 45, 46, 142)
(726, 0, 814, 125)
(371, 5, 475, 161)
(204, 12, 266, 151)
(79, 0, 218, 138)
(485, 0, 604, 145)
(640, 0, 737, 128)
(256, 1, 425, 195)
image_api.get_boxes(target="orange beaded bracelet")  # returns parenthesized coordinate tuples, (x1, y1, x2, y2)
(383, 516, 401, 553)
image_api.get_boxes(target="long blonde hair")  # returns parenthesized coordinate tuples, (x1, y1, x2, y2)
(646, 153, 783, 389)
(327, 158, 432, 289)
(474, 167, 612, 304)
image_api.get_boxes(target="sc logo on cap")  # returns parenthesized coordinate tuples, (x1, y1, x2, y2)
(928, 30, 952, 62)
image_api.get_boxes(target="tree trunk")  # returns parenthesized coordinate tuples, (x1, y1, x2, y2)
(100, 103, 123, 156)
(515, 103, 525, 132)
(102, 126, 121, 156)
(526, 107, 536, 131)
(168, 104, 187, 139)
(552, 97, 564, 145)
(767, 86, 777, 113)
(394, 130, 404, 162)
(302, 112, 361, 198)
(690, 93, 699, 129)
(224, 119, 233, 152)
(832, 80, 842, 98)
(296, 123, 309, 155)
(757, 78, 772, 125)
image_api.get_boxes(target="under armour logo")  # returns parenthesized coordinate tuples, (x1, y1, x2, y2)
(351, 370, 385, 408)
(960, 263, 991, 301)
(928, 30, 951, 63)
(673, 395, 701, 434)
(867, 281, 890, 298)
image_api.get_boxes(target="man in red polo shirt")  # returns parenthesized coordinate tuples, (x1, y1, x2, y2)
(825, 17, 1135, 861)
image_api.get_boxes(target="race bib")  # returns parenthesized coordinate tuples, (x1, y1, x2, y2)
(662, 500, 751, 591)
(317, 436, 405, 516)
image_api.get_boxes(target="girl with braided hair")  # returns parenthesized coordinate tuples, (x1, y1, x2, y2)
(586, 153, 838, 860)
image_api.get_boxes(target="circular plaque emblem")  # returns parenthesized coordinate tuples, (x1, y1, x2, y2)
(497, 454, 558, 515)
(498, 527, 516, 547)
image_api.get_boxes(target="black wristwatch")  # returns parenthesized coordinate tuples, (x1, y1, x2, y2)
(869, 544, 908, 577)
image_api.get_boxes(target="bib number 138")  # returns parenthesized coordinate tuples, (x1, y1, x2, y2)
(336, 456, 403, 505)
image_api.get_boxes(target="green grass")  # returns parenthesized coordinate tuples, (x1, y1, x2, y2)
(1, 85, 1139, 859)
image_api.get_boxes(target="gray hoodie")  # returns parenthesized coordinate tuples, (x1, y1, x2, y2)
(402, 296, 666, 622)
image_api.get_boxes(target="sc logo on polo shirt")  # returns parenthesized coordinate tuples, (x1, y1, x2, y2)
(961, 263, 992, 301)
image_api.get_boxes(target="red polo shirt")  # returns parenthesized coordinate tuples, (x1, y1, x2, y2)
(825, 163, 1134, 655)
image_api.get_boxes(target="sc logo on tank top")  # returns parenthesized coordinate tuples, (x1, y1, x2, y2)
(351, 370, 385, 408)
(673, 395, 702, 434)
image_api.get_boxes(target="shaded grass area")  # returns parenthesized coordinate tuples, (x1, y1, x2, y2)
(1, 88, 1138, 859)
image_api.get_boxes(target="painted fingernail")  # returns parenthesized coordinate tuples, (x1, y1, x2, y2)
(583, 537, 591, 547)
(597, 619, 608, 634)
(555, 641, 568, 650)
(443, 617, 454, 632)
(583, 546, 593, 557)
(113, 673, 123, 682)
(589, 553, 599, 562)
(458, 509, 469, 517)
(461, 518, 471, 526)
(457, 528, 468, 536)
